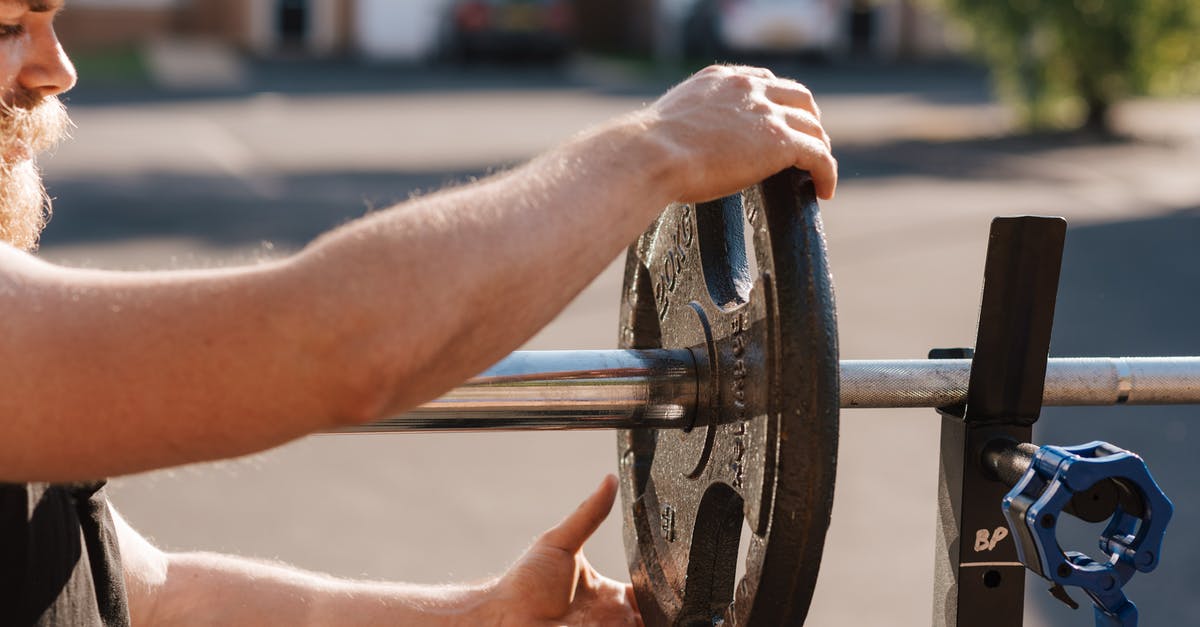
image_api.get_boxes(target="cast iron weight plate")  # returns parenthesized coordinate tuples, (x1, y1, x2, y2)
(617, 169, 840, 626)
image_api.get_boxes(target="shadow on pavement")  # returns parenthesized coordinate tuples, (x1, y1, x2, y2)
(40, 169, 486, 250)
(1033, 208, 1200, 625)
(836, 131, 1145, 182)
(37, 128, 1148, 254)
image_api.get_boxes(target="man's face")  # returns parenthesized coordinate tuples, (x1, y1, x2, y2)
(0, 0, 75, 251)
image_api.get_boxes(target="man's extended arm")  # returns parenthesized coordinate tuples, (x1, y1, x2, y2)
(113, 476, 640, 626)
(0, 65, 836, 482)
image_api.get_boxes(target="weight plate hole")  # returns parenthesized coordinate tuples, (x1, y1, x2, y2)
(695, 195, 754, 311)
(735, 516, 753, 583)
(741, 207, 760, 285)
(983, 569, 1002, 588)
(681, 484, 745, 619)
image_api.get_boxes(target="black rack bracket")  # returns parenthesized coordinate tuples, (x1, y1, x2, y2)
(931, 216, 1067, 627)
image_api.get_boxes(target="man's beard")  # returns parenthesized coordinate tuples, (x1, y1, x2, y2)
(0, 95, 71, 251)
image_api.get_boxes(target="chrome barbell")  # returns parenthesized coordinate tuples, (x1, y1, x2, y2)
(336, 351, 1200, 433)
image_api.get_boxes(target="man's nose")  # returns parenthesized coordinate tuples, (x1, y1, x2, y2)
(19, 25, 77, 100)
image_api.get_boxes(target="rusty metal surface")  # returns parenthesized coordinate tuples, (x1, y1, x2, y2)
(616, 169, 839, 626)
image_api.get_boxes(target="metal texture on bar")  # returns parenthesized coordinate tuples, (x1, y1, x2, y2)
(841, 357, 1200, 408)
(340, 353, 1200, 433)
(340, 349, 697, 433)
(840, 359, 973, 409)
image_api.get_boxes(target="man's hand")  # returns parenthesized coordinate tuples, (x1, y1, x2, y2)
(639, 64, 838, 204)
(481, 475, 642, 626)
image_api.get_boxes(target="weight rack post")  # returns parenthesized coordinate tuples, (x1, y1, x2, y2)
(931, 217, 1066, 627)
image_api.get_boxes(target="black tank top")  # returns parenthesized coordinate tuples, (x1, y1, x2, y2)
(0, 482, 131, 626)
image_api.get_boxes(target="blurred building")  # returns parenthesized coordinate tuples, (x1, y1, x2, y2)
(57, 0, 433, 60)
(871, 0, 964, 60)
(54, 0, 180, 51)
(645, 0, 962, 61)
(56, 0, 961, 63)
(58, 0, 361, 57)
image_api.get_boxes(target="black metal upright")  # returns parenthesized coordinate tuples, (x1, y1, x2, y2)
(932, 217, 1066, 627)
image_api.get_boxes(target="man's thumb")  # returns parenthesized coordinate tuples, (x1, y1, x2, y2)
(539, 474, 619, 553)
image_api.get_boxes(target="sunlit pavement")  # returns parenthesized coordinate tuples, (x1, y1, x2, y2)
(38, 61, 1200, 625)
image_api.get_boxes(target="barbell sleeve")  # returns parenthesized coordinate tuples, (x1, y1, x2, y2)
(340, 349, 698, 433)
(338, 352, 1200, 433)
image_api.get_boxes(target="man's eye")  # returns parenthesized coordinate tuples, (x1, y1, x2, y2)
(0, 24, 24, 39)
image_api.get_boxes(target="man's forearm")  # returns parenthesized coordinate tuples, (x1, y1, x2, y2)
(288, 112, 678, 420)
(0, 113, 675, 481)
(114, 504, 492, 626)
(148, 551, 490, 627)
(113, 480, 637, 627)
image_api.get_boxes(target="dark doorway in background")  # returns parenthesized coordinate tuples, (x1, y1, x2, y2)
(278, 0, 309, 48)
(850, 0, 876, 58)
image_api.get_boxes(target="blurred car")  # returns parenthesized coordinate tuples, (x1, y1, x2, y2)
(445, 0, 575, 62)
(686, 0, 841, 59)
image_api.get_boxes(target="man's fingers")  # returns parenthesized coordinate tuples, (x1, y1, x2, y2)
(777, 107, 831, 150)
(764, 80, 834, 197)
(738, 65, 777, 80)
(770, 108, 837, 200)
(539, 474, 619, 554)
(787, 130, 838, 200)
(698, 64, 774, 81)
(626, 583, 645, 627)
(625, 583, 640, 612)
(765, 80, 820, 120)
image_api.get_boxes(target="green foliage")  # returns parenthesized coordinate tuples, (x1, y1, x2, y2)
(935, 0, 1200, 131)
(69, 46, 151, 86)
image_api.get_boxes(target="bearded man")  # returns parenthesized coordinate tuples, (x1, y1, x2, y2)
(0, 1, 838, 625)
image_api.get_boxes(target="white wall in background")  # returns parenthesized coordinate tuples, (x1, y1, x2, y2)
(355, 0, 453, 61)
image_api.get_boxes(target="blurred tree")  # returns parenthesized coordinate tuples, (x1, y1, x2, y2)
(935, 0, 1200, 133)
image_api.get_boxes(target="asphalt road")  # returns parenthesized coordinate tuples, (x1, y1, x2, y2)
(35, 60, 1200, 626)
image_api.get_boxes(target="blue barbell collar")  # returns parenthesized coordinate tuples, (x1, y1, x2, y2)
(1002, 441, 1173, 627)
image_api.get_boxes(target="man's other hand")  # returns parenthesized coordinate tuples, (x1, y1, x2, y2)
(482, 475, 642, 626)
